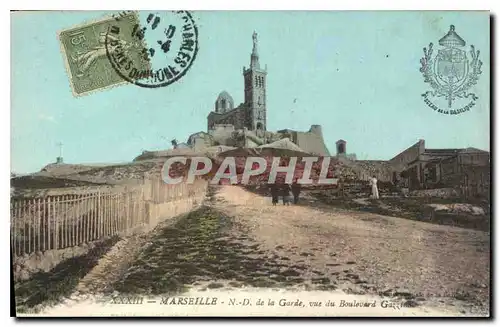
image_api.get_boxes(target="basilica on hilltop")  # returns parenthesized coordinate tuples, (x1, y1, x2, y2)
(182, 32, 331, 156)
(132, 32, 489, 195)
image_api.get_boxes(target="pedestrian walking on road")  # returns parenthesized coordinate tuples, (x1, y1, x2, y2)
(282, 184, 293, 205)
(291, 179, 302, 204)
(270, 183, 279, 206)
(370, 175, 379, 199)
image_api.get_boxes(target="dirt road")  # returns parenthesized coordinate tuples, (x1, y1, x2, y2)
(210, 186, 490, 315)
(32, 185, 489, 317)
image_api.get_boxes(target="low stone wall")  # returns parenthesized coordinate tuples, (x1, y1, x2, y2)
(13, 238, 110, 282)
(410, 188, 460, 199)
(144, 190, 208, 232)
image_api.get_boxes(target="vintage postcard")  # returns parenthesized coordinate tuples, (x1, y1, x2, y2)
(11, 11, 490, 317)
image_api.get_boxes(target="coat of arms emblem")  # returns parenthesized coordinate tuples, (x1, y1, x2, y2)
(419, 25, 483, 115)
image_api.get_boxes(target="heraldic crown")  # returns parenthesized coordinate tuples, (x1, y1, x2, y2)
(420, 25, 483, 109)
(438, 25, 466, 48)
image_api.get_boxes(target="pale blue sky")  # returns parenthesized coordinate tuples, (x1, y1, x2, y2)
(11, 11, 490, 174)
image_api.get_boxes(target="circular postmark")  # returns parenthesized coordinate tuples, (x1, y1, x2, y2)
(105, 10, 199, 88)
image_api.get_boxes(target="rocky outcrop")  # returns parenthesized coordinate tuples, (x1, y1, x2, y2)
(410, 188, 460, 199)
(425, 203, 486, 216)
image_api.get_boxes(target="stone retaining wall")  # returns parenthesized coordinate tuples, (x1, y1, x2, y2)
(410, 188, 460, 199)
(144, 189, 208, 232)
(13, 238, 109, 281)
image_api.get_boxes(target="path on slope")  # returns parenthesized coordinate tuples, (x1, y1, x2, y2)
(35, 186, 489, 317)
(211, 186, 490, 314)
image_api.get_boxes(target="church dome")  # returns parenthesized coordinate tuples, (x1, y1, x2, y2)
(215, 91, 234, 113)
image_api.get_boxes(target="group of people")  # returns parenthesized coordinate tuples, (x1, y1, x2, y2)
(267, 175, 379, 205)
(269, 181, 302, 206)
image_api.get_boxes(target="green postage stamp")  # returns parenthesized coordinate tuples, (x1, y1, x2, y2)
(58, 12, 150, 96)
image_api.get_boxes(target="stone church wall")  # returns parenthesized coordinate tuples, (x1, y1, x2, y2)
(210, 125, 236, 146)
(295, 130, 330, 156)
(208, 106, 248, 131)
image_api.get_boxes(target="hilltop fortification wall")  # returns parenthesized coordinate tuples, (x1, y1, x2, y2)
(294, 125, 330, 156)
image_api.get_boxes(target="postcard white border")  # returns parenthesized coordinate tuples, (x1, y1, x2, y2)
(4, 1, 497, 326)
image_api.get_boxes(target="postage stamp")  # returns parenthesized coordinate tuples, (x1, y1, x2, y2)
(419, 25, 483, 115)
(58, 12, 151, 96)
(105, 10, 199, 88)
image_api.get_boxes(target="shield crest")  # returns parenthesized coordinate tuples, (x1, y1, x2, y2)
(435, 48, 468, 86)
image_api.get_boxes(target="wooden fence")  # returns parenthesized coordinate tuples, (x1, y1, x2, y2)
(10, 177, 208, 258)
(10, 187, 145, 257)
(148, 178, 206, 204)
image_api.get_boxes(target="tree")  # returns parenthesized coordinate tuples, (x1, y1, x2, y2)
(171, 139, 178, 149)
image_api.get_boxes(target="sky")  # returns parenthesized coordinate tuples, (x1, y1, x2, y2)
(11, 11, 490, 174)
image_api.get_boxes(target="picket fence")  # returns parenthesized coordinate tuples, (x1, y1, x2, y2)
(10, 178, 207, 258)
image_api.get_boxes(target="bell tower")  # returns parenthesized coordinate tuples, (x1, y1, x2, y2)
(243, 31, 267, 131)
